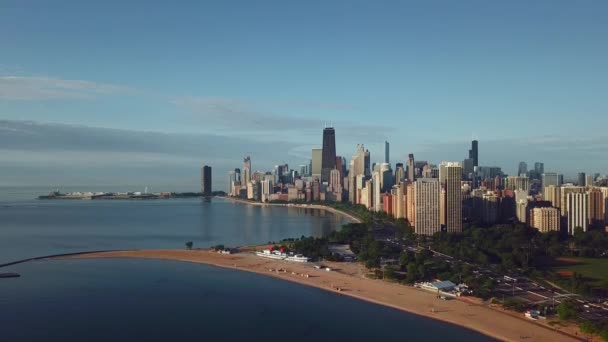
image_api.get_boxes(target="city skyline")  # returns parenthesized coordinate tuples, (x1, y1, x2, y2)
(2, 1, 608, 187)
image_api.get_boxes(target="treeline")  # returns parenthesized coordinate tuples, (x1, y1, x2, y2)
(432, 224, 608, 271)
(279, 223, 372, 261)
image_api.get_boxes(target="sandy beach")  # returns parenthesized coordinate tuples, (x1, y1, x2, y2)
(65, 248, 588, 342)
(221, 197, 363, 224)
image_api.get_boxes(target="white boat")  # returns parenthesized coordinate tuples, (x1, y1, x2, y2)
(285, 254, 310, 263)
(255, 249, 310, 262)
(255, 249, 286, 260)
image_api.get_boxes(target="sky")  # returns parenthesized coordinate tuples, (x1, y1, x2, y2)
(1, 0, 607, 190)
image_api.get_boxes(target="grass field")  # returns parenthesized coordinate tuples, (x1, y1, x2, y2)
(554, 257, 608, 287)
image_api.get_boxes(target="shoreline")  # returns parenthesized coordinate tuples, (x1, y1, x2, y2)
(60, 248, 585, 342)
(219, 197, 362, 224)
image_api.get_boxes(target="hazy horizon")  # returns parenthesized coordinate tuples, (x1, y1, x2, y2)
(2, 1, 607, 189)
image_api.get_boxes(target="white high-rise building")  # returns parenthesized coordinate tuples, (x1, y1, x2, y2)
(560, 186, 586, 218)
(261, 179, 272, 202)
(567, 192, 588, 234)
(543, 185, 561, 209)
(372, 171, 381, 212)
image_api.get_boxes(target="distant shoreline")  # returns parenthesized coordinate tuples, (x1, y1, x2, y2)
(57, 248, 583, 342)
(220, 197, 362, 224)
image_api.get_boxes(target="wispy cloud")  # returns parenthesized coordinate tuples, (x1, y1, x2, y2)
(0, 76, 132, 100)
(0, 120, 302, 187)
(170, 96, 394, 143)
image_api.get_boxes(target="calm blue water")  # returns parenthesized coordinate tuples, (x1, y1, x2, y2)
(0, 189, 494, 341)
(0, 197, 345, 263)
(0, 259, 492, 342)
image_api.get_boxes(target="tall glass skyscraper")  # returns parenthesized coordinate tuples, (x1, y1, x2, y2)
(201, 165, 212, 195)
(469, 140, 478, 167)
(384, 140, 390, 164)
(321, 127, 336, 183)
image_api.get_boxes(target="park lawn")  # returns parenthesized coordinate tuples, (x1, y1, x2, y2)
(554, 257, 608, 287)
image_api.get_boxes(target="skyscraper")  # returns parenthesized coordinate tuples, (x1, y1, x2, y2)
(518, 162, 528, 176)
(311, 148, 322, 179)
(462, 158, 474, 180)
(380, 162, 393, 192)
(567, 192, 588, 234)
(415, 178, 440, 236)
(469, 140, 478, 167)
(227, 170, 236, 195)
(445, 162, 463, 233)
(201, 165, 212, 195)
(577, 172, 586, 186)
(531, 207, 560, 233)
(321, 127, 337, 183)
(372, 171, 381, 212)
(407, 154, 415, 182)
(534, 162, 544, 175)
(234, 168, 241, 183)
(560, 186, 586, 217)
(395, 163, 405, 185)
(589, 189, 604, 229)
(384, 140, 390, 164)
(243, 156, 252, 184)
(542, 172, 560, 188)
(364, 149, 371, 177)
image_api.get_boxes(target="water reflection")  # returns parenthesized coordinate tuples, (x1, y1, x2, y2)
(0, 198, 348, 262)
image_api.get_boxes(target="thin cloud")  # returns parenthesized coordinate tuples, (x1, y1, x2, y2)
(0, 76, 132, 100)
(170, 95, 395, 143)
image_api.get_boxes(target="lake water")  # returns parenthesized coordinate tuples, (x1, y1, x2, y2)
(0, 196, 345, 263)
(0, 189, 493, 341)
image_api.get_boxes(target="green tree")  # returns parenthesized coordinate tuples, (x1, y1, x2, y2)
(556, 301, 576, 321)
(185, 241, 193, 250)
(384, 266, 397, 280)
(579, 321, 599, 335)
(406, 264, 418, 283)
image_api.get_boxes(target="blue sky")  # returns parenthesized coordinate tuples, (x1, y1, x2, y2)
(1, 0, 607, 189)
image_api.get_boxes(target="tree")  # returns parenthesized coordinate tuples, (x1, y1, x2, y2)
(579, 321, 599, 335)
(406, 264, 418, 283)
(185, 241, 193, 250)
(384, 266, 397, 280)
(556, 301, 576, 321)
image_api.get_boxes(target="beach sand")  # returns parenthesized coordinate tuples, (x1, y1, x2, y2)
(66, 248, 589, 342)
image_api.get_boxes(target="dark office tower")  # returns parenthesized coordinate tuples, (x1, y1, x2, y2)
(335, 156, 343, 182)
(201, 165, 212, 195)
(469, 140, 478, 167)
(518, 162, 528, 176)
(321, 127, 337, 183)
(364, 150, 371, 176)
(385, 141, 390, 164)
(534, 162, 544, 175)
(578, 172, 586, 186)
(234, 168, 241, 183)
(407, 154, 415, 182)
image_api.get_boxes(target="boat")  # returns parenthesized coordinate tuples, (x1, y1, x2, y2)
(255, 249, 287, 260)
(255, 248, 310, 262)
(285, 254, 310, 263)
(0, 272, 20, 279)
